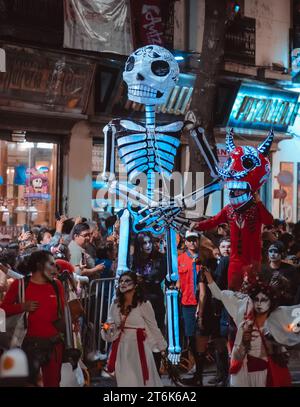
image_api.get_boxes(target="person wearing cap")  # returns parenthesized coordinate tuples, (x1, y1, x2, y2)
(177, 230, 204, 386)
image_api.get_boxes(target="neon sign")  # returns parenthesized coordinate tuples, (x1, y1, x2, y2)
(228, 84, 300, 131)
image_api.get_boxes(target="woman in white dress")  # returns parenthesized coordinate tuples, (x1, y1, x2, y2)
(101, 272, 167, 387)
(202, 268, 292, 387)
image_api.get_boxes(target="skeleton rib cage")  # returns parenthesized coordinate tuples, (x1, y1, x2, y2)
(112, 119, 182, 180)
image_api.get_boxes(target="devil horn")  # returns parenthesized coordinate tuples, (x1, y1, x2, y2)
(257, 129, 274, 156)
(226, 128, 236, 153)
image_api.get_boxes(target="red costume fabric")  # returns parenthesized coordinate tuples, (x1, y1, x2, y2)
(195, 201, 273, 290)
(1, 279, 65, 337)
(107, 327, 149, 385)
(1, 279, 65, 387)
(178, 251, 201, 305)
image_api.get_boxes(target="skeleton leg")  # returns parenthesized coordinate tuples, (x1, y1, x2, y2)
(166, 228, 181, 365)
(116, 208, 131, 279)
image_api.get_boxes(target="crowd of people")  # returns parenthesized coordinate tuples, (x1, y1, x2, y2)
(0, 211, 299, 387)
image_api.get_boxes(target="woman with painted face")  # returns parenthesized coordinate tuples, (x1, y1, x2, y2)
(101, 272, 167, 387)
(1, 250, 65, 386)
(202, 267, 293, 387)
(132, 232, 167, 330)
(132, 232, 167, 372)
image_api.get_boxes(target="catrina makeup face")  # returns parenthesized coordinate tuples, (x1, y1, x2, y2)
(141, 236, 153, 255)
(268, 245, 282, 262)
(119, 276, 135, 293)
(253, 292, 271, 314)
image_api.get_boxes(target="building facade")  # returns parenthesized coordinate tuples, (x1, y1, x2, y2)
(0, 0, 299, 235)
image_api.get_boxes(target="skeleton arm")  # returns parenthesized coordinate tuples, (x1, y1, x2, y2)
(193, 207, 228, 231)
(102, 122, 116, 181)
(190, 127, 220, 178)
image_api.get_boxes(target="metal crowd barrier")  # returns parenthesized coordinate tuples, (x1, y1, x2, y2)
(80, 277, 116, 362)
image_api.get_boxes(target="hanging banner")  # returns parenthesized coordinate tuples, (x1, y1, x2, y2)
(24, 168, 50, 200)
(63, 0, 134, 55)
(130, 0, 174, 48)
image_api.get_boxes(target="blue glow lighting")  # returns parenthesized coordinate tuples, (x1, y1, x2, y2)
(234, 4, 240, 13)
(175, 56, 184, 61)
(228, 84, 300, 131)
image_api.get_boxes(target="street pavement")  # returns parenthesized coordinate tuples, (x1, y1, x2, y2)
(91, 350, 300, 388)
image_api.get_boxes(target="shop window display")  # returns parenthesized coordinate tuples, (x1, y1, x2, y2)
(0, 140, 58, 237)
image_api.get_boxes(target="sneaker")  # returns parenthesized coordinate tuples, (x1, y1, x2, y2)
(181, 375, 203, 387)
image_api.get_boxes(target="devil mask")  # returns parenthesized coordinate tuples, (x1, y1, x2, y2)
(217, 128, 274, 209)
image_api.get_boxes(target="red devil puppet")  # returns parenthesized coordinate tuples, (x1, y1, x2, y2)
(194, 129, 274, 290)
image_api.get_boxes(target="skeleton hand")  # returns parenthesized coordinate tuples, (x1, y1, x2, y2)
(130, 201, 191, 236)
(167, 351, 181, 365)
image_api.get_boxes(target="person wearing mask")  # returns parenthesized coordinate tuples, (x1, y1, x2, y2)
(261, 241, 300, 305)
(101, 272, 167, 387)
(177, 231, 203, 386)
(132, 232, 167, 374)
(203, 268, 294, 387)
(1, 250, 65, 387)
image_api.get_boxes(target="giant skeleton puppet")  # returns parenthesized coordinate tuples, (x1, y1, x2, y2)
(101, 45, 221, 364)
(101, 45, 274, 362)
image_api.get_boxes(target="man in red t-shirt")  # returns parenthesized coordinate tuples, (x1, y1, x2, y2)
(1, 250, 65, 387)
(177, 231, 204, 386)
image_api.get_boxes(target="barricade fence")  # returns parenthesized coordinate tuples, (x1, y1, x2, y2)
(79, 277, 116, 363)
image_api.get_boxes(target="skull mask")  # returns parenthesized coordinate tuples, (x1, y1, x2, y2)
(218, 128, 274, 210)
(32, 178, 43, 190)
(123, 45, 179, 105)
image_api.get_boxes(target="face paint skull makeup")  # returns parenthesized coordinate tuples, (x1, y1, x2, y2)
(123, 45, 179, 105)
(268, 245, 282, 262)
(219, 128, 274, 210)
(142, 236, 152, 255)
(119, 277, 135, 293)
(253, 292, 271, 314)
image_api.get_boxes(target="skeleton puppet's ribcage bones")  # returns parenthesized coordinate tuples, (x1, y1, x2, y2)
(103, 119, 191, 236)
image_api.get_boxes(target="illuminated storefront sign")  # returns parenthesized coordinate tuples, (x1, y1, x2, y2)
(228, 84, 300, 131)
